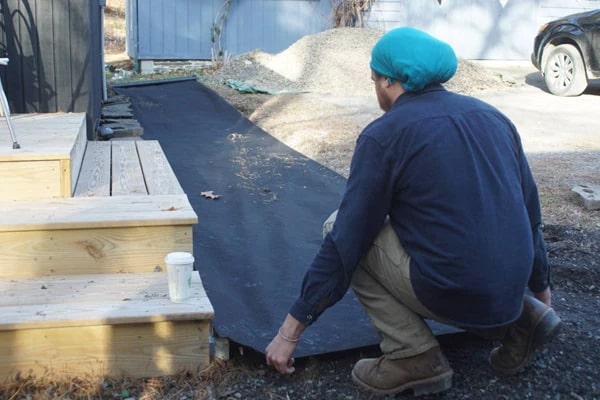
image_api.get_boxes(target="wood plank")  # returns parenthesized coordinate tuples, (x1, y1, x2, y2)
(0, 224, 193, 278)
(74, 141, 111, 197)
(18, 1, 40, 111)
(0, 113, 86, 199)
(0, 195, 198, 231)
(37, 0, 57, 113)
(0, 320, 211, 378)
(111, 141, 148, 195)
(0, 272, 213, 330)
(0, 160, 62, 200)
(69, 1, 89, 114)
(69, 119, 89, 195)
(60, 158, 71, 198)
(2, 1, 24, 113)
(136, 140, 184, 195)
(52, 1, 73, 115)
(0, 113, 86, 161)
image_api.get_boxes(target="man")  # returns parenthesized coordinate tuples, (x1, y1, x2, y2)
(265, 27, 561, 397)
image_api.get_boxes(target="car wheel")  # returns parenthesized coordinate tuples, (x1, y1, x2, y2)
(543, 44, 588, 96)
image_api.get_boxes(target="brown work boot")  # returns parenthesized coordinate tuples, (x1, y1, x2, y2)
(489, 295, 561, 375)
(351, 346, 453, 396)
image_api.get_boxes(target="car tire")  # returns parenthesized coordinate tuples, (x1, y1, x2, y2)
(543, 44, 588, 96)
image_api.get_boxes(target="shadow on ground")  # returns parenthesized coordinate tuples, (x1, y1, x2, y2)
(525, 72, 600, 96)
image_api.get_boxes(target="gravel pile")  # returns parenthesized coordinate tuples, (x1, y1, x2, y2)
(252, 27, 382, 95)
(205, 27, 510, 96)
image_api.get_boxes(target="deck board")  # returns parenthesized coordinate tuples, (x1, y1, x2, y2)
(1, 320, 211, 378)
(0, 195, 197, 231)
(0, 160, 62, 199)
(0, 113, 86, 162)
(0, 272, 213, 330)
(0, 113, 87, 200)
(0, 224, 194, 278)
(137, 141, 184, 195)
(111, 141, 147, 196)
(74, 141, 111, 197)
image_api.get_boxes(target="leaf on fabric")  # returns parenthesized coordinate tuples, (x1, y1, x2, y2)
(201, 190, 221, 200)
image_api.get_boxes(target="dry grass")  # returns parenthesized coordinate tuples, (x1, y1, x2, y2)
(0, 360, 246, 400)
(530, 153, 600, 229)
(104, 0, 127, 60)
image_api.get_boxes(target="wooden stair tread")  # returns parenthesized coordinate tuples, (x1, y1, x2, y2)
(0, 113, 87, 200)
(0, 113, 86, 161)
(0, 194, 198, 232)
(74, 140, 185, 197)
(136, 140, 185, 195)
(0, 272, 214, 330)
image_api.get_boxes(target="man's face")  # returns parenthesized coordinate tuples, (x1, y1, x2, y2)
(371, 71, 393, 112)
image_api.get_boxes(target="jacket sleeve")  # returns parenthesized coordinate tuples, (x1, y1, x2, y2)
(515, 131, 551, 293)
(289, 135, 394, 326)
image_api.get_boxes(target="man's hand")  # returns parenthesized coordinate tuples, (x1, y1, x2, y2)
(533, 287, 552, 307)
(265, 314, 305, 375)
(265, 334, 298, 375)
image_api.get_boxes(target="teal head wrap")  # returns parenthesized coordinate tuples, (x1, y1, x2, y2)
(370, 27, 458, 92)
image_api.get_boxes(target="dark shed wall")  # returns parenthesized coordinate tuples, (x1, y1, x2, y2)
(0, 0, 103, 138)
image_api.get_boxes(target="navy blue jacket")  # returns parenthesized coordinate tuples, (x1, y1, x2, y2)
(289, 85, 550, 329)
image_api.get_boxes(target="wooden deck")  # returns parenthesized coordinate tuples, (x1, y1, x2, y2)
(0, 113, 87, 200)
(74, 140, 185, 197)
(0, 195, 196, 278)
(0, 272, 212, 377)
(0, 113, 214, 379)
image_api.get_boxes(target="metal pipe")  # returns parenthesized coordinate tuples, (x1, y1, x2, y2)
(0, 58, 20, 149)
(100, 0, 108, 102)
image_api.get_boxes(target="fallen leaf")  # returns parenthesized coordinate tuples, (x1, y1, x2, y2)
(201, 190, 221, 200)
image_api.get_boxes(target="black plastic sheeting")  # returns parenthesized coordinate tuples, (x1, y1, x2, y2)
(115, 80, 457, 357)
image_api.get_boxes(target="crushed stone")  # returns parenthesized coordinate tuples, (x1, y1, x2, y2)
(203, 27, 512, 96)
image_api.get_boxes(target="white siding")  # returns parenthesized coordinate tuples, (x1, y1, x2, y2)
(365, 0, 599, 60)
(127, 0, 600, 61)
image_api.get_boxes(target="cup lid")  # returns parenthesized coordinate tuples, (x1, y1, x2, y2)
(165, 252, 195, 265)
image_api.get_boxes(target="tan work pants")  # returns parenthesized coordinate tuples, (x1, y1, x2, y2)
(323, 210, 442, 359)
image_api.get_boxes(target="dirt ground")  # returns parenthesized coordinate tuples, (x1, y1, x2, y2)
(173, 59, 600, 399)
(2, 15, 599, 398)
(198, 63, 600, 400)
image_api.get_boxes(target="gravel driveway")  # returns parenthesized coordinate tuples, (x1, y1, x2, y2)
(473, 62, 600, 155)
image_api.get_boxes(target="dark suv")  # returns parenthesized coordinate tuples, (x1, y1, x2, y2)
(531, 9, 600, 96)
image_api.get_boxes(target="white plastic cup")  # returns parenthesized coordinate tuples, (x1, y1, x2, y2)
(165, 252, 195, 303)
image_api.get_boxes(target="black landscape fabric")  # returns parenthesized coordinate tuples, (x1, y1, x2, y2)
(114, 79, 457, 357)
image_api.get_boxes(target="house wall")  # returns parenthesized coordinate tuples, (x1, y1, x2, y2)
(224, 0, 331, 56)
(0, 0, 103, 139)
(365, 0, 600, 60)
(127, 0, 332, 61)
(127, 0, 600, 62)
(537, 0, 600, 23)
(127, 0, 215, 60)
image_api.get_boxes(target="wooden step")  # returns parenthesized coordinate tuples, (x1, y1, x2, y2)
(0, 271, 214, 378)
(0, 113, 87, 200)
(74, 140, 185, 197)
(0, 195, 197, 277)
